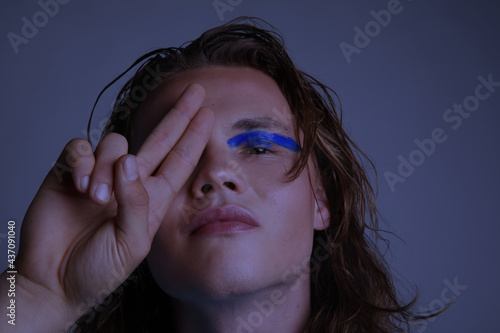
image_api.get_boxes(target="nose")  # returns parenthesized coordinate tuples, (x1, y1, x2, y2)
(191, 151, 246, 199)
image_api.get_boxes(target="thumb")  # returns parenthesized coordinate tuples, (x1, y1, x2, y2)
(113, 154, 151, 261)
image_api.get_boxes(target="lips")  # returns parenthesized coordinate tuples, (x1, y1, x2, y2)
(188, 204, 260, 236)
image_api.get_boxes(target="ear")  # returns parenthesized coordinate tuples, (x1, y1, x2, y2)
(313, 182, 330, 231)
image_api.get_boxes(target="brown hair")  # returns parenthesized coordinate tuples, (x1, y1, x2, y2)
(75, 17, 434, 332)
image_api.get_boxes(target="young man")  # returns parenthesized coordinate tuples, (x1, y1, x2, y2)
(1, 19, 424, 332)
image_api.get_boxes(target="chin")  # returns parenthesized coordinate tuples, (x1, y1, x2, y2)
(153, 258, 275, 302)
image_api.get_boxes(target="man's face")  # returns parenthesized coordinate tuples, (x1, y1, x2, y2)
(135, 67, 328, 300)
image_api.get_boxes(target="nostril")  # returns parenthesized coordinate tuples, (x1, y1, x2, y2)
(201, 184, 213, 194)
(223, 182, 236, 190)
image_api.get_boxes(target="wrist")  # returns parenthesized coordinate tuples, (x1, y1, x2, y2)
(0, 271, 88, 332)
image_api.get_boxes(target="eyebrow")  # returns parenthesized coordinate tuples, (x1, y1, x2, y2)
(230, 116, 291, 134)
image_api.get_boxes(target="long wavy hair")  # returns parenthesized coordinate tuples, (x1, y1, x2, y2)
(73, 17, 432, 333)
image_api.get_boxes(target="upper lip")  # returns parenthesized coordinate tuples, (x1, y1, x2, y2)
(187, 204, 260, 235)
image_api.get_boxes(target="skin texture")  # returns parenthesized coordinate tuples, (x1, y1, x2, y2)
(140, 67, 330, 332)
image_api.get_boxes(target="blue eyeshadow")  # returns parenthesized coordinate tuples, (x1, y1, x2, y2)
(227, 131, 301, 152)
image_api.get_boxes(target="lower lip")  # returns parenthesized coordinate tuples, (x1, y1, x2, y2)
(192, 221, 258, 236)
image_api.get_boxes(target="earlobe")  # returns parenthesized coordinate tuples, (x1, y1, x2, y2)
(313, 183, 330, 231)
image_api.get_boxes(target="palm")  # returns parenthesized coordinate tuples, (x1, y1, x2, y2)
(58, 175, 169, 303)
(19, 172, 126, 305)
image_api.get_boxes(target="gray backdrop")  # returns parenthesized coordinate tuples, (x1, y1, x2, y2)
(1, 0, 499, 331)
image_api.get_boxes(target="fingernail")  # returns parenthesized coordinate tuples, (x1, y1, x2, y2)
(80, 176, 89, 192)
(123, 156, 138, 181)
(95, 184, 110, 203)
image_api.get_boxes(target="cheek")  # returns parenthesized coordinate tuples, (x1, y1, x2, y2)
(250, 166, 317, 261)
(239, 155, 317, 237)
(245, 158, 314, 218)
(269, 180, 316, 238)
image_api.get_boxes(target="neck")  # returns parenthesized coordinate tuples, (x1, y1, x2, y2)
(172, 276, 311, 333)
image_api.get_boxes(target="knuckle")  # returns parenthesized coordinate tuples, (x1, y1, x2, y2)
(186, 124, 209, 144)
(172, 106, 193, 122)
(136, 156, 155, 174)
(150, 128, 175, 151)
(66, 138, 92, 156)
(171, 147, 196, 169)
(95, 134, 128, 160)
(128, 187, 149, 207)
(64, 139, 93, 168)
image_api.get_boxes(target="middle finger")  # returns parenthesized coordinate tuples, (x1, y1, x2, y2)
(136, 83, 206, 179)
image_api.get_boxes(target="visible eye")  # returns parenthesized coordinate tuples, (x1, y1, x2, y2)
(245, 146, 275, 155)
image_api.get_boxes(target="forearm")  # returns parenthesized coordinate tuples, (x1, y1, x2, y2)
(0, 270, 84, 333)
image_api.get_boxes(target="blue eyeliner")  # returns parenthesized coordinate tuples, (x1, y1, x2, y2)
(227, 131, 301, 152)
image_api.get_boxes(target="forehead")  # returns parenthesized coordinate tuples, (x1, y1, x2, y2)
(135, 67, 293, 136)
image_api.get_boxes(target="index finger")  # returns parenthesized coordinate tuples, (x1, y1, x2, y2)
(135, 83, 206, 179)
